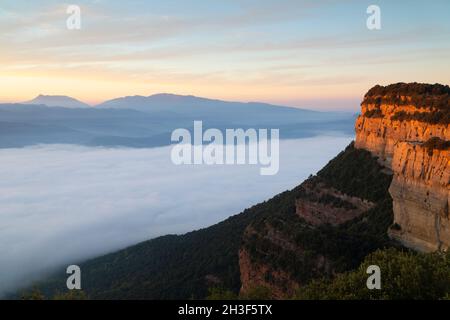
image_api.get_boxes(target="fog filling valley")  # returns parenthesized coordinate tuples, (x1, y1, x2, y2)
(0, 135, 352, 295)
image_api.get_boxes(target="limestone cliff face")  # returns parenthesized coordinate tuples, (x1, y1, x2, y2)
(388, 143, 449, 252)
(355, 103, 448, 168)
(237, 144, 393, 298)
(238, 83, 449, 299)
(355, 83, 450, 252)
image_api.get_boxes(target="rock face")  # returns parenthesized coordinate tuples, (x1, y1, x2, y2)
(389, 142, 449, 252)
(239, 247, 301, 299)
(239, 223, 331, 299)
(355, 103, 448, 168)
(355, 83, 450, 252)
(295, 180, 374, 226)
(238, 144, 394, 298)
(239, 178, 375, 298)
(238, 83, 449, 298)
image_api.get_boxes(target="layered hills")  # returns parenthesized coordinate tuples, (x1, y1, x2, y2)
(0, 94, 355, 148)
(24, 95, 91, 109)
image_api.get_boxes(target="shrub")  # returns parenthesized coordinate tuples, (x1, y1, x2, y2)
(362, 83, 450, 124)
(295, 248, 450, 300)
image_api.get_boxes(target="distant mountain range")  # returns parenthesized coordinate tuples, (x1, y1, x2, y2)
(24, 95, 91, 109)
(97, 93, 312, 114)
(0, 94, 356, 148)
(23, 93, 334, 115)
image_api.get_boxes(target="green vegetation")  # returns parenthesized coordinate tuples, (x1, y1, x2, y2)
(316, 143, 392, 203)
(206, 287, 239, 300)
(207, 285, 273, 300)
(21, 142, 394, 300)
(364, 108, 383, 118)
(391, 110, 449, 124)
(27, 210, 258, 299)
(241, 143, 395, 291)
(362, 83, 450, 124)
(297, 187, 357, 210)
(20, 288, 87, 300)
(365, 82, 450, 98)
(208, 247, 450, 301)
(21, 142, 446, 300)
(295, 248, 450, 300)
(21, 288, 46, 300)
(239, 286, 274, 300)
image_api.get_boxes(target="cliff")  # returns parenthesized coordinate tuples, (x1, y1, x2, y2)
(389, 142, 449, 252)
(239, 144, 393, 298)
(355, 83, 450, 252)
(354, 105, 448, 167)
(239, 83, 450, 297)
(295, 179, 374, 226)
(19, 83, 450, 300)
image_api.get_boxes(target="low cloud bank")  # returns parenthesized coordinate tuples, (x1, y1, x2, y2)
(0, 135, 351, 295)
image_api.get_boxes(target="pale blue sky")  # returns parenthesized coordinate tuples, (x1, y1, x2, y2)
(0, 0, 449, 110)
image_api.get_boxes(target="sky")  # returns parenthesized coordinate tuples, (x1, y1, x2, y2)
(0, 136, 351, 295)
(0, 0, 449, 110)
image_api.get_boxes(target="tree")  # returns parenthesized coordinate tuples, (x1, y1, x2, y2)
(295, 248, 450, 300)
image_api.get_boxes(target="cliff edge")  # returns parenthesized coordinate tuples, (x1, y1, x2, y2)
(355, 83, 449, 252)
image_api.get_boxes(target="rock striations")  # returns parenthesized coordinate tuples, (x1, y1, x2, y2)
(239, 83, 449, 298)
(355, 83, 450, 252)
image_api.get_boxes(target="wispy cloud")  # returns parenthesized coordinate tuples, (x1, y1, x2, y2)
(0, 0, 449, 107)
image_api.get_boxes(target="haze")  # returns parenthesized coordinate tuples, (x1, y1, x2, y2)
(1, 0, 450, 110)
(0, 136, 352, 296)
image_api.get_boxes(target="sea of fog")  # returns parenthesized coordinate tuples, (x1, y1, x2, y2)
(0, 135, 352, 295)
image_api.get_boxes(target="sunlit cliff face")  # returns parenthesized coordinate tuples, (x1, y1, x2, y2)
(354, 84, 450, 252)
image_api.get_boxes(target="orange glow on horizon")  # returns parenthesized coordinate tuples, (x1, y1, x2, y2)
(0, 71, 366, 110)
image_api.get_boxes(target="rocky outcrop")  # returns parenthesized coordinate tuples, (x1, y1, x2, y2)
(239, 247, 299, 299)
(355, 103, 448, 168)
(295, 180, 374, 226)
(355, 83, 450, 252)
(238, 145, 393, 298)
(388, 142, 449, 252)
(239, 223, 332, 299)
(238, 83, 449, 299)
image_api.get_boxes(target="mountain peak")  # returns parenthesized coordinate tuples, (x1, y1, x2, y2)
(24, 95, 91, 108)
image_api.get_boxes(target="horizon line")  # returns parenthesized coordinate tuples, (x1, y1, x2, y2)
(0, 92, 361, 112)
